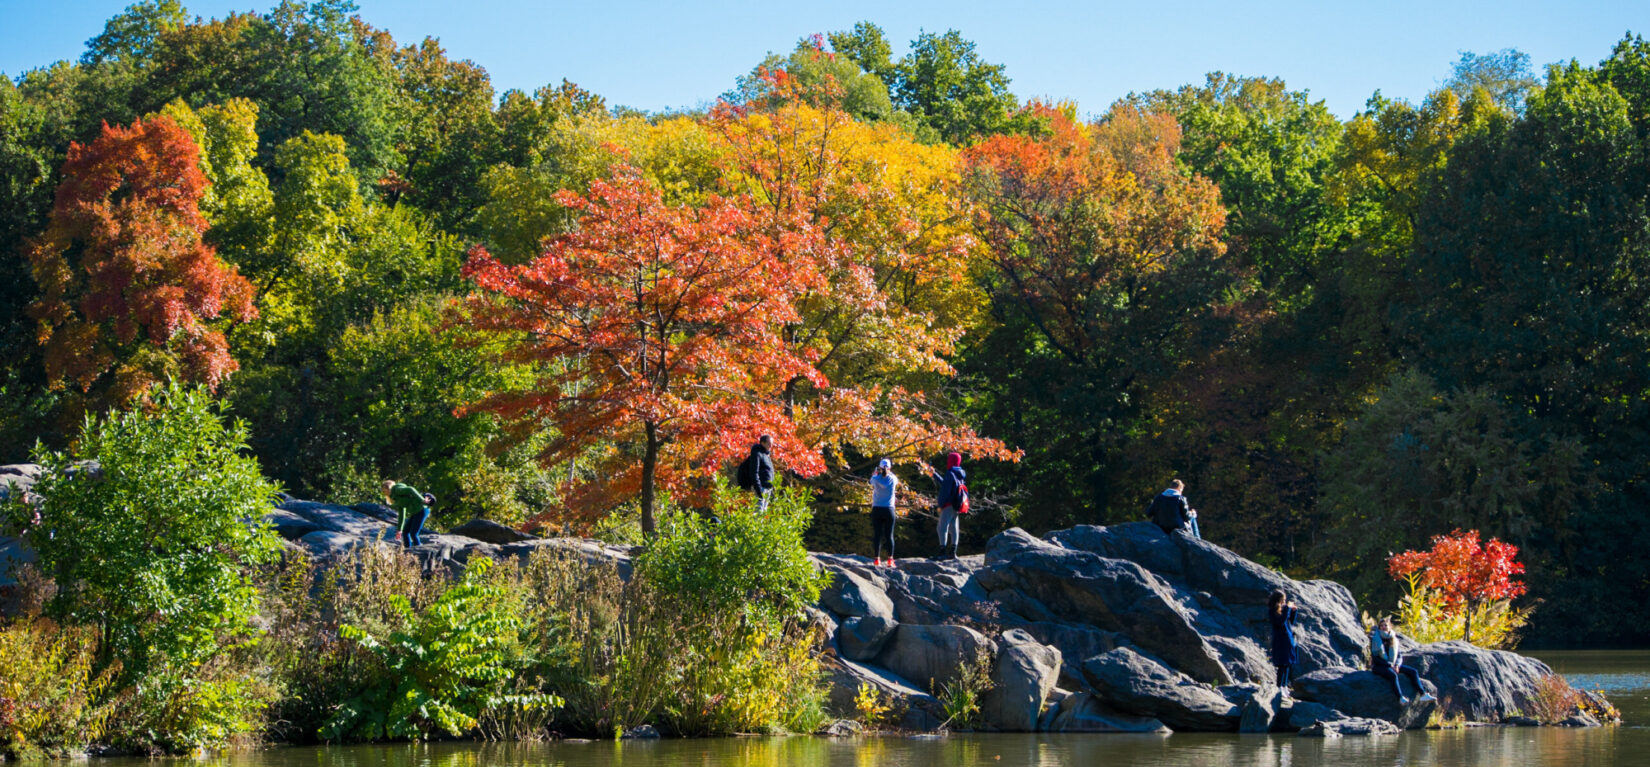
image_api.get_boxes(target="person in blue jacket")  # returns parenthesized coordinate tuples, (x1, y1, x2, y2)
(1269, 590, 1299, 690)
(921, 452, 967, 561)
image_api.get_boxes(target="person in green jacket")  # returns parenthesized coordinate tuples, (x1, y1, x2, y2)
(381, 479, 432, 547)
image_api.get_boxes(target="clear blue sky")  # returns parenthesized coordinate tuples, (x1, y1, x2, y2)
(1, 0, 1645, 119)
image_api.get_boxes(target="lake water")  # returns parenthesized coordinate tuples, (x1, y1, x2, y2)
(162, 650, 1650, 767)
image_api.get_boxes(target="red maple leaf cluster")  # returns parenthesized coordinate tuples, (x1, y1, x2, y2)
(1389, 528, 1529, 609)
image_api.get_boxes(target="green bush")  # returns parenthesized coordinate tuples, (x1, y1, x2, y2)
(322, 558, 559, 740)
(635, 483, 830, 735)
(6, 385, 281, 678)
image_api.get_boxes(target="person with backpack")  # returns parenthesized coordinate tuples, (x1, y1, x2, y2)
(921, 452, 969, 561)
(1369, 616, 1437, 706)
(737, 434, 775, 511)
(869, 459, 900, 567)
(1269, 590, 1299, 691)
(382, 479, 434, 548)
(1146, 479, 1200, 538)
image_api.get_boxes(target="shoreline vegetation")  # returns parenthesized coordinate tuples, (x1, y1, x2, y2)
(0, 0, 1646, 755)
(0, 388, 1620, 755)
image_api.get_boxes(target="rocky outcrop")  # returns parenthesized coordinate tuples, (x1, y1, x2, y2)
(0, 466, 1587, 736)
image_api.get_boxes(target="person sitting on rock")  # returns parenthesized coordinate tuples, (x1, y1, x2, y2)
(1146, 479, 1200, 538)
(1369, 616, 1436, 706)
(1269, 590, 1299, 691)
(382, 479, 432, 548)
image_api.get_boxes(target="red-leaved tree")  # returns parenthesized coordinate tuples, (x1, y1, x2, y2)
(460, 166, 828, 533)
(1389, 529, 1528, 644)
(25, 116, 257, 404)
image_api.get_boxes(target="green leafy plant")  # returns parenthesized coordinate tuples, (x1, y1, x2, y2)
(1392, 570, 1532, 649)
(854, 683, 892, 729)
(0, 619, 117, 757)
(322, 558, 559, 740)
(937, 645, 995, 730)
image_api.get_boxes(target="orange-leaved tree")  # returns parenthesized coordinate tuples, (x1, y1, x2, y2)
(710, 76, 1019, 480)
(25, 115, 257, 404)
(460, 166, 827, 533)
(1389, 529, 1528, 644)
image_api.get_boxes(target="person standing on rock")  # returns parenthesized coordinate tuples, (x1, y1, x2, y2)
(382, 479, 432, 548)
(1146, 479, 1200, 538)
(1369, 616, 1436, 706)
(921, 452, 968, 561)
(1269, 590, 1299, 691)
(737, 434, 776, 512)
(869, 459, 900, 567)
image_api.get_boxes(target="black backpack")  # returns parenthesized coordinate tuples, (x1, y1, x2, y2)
(737, 453, 757, 489)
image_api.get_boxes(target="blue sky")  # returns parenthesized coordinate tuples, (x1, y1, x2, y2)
(1, 0, 1645, 119)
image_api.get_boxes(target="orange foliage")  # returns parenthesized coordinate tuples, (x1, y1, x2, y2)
(709, 95, 1019, 472)
(963, 103, 1228, 361)
(460, 166, 827, 532)
(25, 116, 256, 403)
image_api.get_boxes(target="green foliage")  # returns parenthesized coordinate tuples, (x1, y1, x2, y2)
(730, 36, 895, 122)
(637, 483, 826, 625)
(937, 646, 994, 730)
(5, 385, 280, 679)
(323, 557, 559, 740)
(1445, 49, 1537, 112)
(0, 619, 116, 757)
(1317, 369, 1581, 599)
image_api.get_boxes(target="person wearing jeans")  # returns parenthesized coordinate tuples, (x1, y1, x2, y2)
(1369, 617, 1437, 706)
(383, 479, 431, 548)
(924, 452, 967, 561)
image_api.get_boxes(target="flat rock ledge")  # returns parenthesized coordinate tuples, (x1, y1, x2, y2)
(0, 464, 1609, 735)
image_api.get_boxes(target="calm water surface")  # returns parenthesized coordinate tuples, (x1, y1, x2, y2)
(164, 650, 1650, 767)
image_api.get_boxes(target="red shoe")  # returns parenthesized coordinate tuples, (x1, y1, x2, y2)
(886, 558, 898, 569)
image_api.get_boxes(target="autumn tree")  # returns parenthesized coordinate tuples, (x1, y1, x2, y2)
(960, 104, 1230, 528)
(710, 84, 1017, 486)
(461, 166, 826, 533)
(1389, 530, 1528, 644)
(25, 115, 256, 403)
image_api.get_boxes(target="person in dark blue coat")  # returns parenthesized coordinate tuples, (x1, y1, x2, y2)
(1268, 590, 1299, 690)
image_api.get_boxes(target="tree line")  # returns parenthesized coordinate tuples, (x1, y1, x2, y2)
(3, 0, 1648, 646)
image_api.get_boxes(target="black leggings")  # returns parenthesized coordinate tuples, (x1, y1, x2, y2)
(1275, 663, 1292, 688)
(871, 506, 896, 559)
(1373, 662, 1423, 699)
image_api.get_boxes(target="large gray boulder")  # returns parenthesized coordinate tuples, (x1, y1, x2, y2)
(263, 509, 322, 540)
(1409, 642, 1553, 722)
(1081, 647, 1241, 731)
(1039, 690, 1170, 733)
(822, 655, 944, 731)
(876, 623, 995, 692)
(1283, 700, 1343, 730)
(1291, 667, 1437, 729)
(1238, 688, 1284, 733)
(450, 518, 538, 544)
(819, 567, 896, 623)
(278, 500, 393, 538)
(980, 628, 1061, 731)
(979, 528, 1231, 684)
(1049, 522, 1368, 674)
(837, 615, 897, 662)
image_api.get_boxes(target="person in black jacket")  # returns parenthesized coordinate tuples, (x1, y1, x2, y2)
(1269, 590, 1299, 690)
(743, 434, 775, 511)
(1146, 479, 1199, 538)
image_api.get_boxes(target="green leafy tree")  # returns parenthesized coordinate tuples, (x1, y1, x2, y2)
(729, 35, 895, 122)
(893, 29, 1022, 145)
(4, 385, 281, 678)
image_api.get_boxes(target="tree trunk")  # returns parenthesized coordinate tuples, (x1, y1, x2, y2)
(641, 420, 660, 535)
(1463, 600, 1475, 645)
